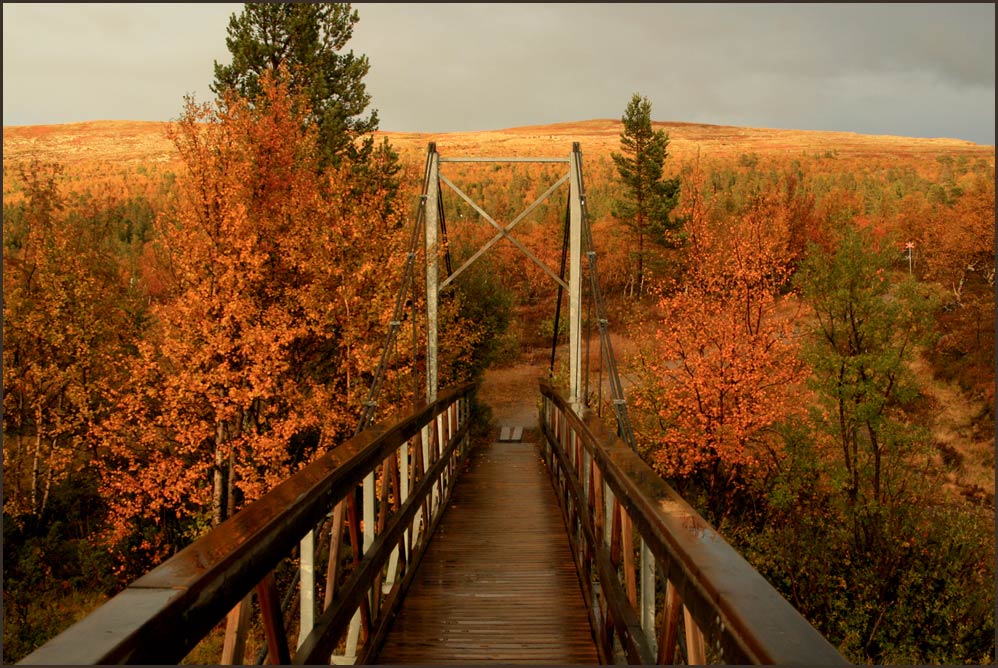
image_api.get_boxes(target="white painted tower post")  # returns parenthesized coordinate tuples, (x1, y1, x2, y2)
(425, 144, 439, 404)
(568, 144, 583, 412)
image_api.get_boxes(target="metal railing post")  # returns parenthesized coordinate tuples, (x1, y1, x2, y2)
(298, 531, 315, 649)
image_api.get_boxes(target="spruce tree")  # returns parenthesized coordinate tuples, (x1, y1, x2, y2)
(612, 93, 680, 296)
(212, 3, 391, 175)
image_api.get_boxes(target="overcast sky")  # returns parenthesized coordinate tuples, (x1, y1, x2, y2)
(3, 3, 995, 145)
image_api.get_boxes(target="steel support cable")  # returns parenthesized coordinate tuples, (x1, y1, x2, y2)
(582, 208, 593, 406)
(550, 194, 571, 376)
(585, 246, 632, 446)
(597, 315, 604, 417)
(437, 184, 454, 279)
(260, 151, 436, 666)
(388, 311, 401, 408)
(433, 174, 458, 337)
(581, 213, 632, 446)
(263, 153, 436, 665)
(353, 203, 423, 433)
(354, 150, 435, 436)
(584, 285, 593, 407)
(572, 147, 637, 451)
(412, 272, 420, 407)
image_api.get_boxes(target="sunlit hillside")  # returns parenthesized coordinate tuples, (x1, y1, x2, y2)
(3, 118, 992, 171)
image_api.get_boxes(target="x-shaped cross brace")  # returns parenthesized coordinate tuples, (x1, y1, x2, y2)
(437, 171, 571, 291)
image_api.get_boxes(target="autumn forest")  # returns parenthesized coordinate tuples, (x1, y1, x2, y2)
(3, 4, 996, 665)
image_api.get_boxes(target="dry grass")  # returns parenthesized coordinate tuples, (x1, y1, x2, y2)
(2, 120, 178, 167)
(378, 118, 994, 165)
(4, 118, 992, 174)
(910, 353, 995, 504)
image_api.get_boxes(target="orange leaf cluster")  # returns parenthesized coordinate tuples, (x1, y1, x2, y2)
(94, 73, 411, 562)
(634, 160, 808, 492)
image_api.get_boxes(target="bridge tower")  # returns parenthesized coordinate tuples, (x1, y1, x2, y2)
(353, 141, 634, 449)
(422, 142, 586, 409)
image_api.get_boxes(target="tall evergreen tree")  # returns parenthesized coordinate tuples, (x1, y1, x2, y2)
(612, 93, 680, 296)
(212, 2, 396, 181)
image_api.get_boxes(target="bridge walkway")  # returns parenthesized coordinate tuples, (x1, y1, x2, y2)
(373, 426, 599, 664)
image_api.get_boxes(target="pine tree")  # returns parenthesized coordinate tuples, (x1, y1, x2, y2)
(612, 93, 680, 296)
(211, 3, 389, 173)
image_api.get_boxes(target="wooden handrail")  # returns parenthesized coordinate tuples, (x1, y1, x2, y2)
(539, 381, 848, 665)
(20, 383, 476, 665)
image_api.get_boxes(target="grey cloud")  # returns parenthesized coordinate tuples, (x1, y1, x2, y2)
(350, 3, 994, 143)
(3, 3, 994, 144)
(3, 3, 240, 125)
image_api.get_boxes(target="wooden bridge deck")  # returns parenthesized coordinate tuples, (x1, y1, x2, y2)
(373, 429, 599, 664)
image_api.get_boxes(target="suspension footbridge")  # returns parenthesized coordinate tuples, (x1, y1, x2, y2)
(20, 144, 846, 666)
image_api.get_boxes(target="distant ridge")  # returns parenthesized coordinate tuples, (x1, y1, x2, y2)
(3, 118, 991, 168)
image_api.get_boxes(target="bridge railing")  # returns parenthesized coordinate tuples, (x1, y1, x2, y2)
(539, 382, 848, 665)
(20, 383, 476, 666)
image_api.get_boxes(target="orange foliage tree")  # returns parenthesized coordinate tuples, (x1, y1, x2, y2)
(632, 159, 808, 516)
(2, 160, 143, 524)
(95, 73, 408, 570)
(921, 167, 994, 329)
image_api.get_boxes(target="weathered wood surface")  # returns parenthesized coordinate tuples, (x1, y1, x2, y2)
(373, 433, 598, 664)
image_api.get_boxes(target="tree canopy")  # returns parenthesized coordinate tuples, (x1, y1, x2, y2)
(611, 93, 681, 295)
(212, 3, 380, 170)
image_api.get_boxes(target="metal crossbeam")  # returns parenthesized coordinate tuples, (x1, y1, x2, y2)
(429, 144, 586, 409)
(439, 172, 569, 290)
(438, 172, 569, 291)
(439, 157, 570, 163)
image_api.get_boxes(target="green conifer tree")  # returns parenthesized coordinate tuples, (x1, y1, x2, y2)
(612, 93, 681, 296)
(212, 2, 398, 187)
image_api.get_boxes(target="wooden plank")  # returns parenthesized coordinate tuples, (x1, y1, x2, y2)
(373, 440, 599, 664)
(659, 579, 682, 664)
(621, 508, 637, 607)
(256, 571, 291, 665)
(323, 501, 345, 610)
(356, 439, 465, 666)
(685, 604, 707, 665)
(220, 592, 252, 664)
